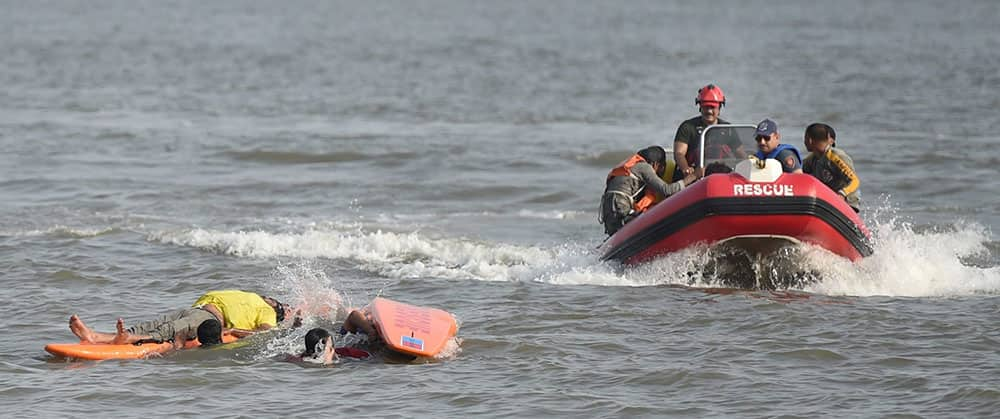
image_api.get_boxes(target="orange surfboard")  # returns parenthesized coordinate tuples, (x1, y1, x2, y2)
(45, 334, 239, 361)
(369, 297, 457, 358)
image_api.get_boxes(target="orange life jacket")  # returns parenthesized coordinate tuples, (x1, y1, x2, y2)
(607, 154, 658, 214)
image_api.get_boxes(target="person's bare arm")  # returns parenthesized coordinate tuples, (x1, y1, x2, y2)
(224, 328, 253, 337)
(225, 321, 272, 338)
(223, 321, 277, 338)
(673, 140, 692, 174)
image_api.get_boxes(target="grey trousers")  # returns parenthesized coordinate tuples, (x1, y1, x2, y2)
(127, 308, 216, 342)
(600, 193, 633, 236)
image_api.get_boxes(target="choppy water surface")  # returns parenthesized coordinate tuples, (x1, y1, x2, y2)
(2, 1, 999, 417)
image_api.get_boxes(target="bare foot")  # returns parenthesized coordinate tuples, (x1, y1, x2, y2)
(69, 315, 97, 344)
(111, 318, 131, 345)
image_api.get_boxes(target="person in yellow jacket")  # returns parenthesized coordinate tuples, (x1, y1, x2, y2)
(68, 290, 293, 344)
(802, 123, 862, 212)
(599, 146, 697, 236)
(193, 289, 293, 337)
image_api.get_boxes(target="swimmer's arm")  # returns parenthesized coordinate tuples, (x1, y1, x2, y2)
(225, 328, 257, 338)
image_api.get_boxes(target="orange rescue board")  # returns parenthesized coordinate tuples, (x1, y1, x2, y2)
(369, 297, 457, 358)
(45, 334, 239, 361)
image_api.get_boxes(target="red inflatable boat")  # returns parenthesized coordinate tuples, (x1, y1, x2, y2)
(600, 124, 872, 265)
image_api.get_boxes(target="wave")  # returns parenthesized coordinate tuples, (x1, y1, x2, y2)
(382, 210, 588, 222)
(805, 219, 1000, 297)
(1, 225, 122, 238)
(147, 227, 567, 282)
(148, 206, 999, 297)
(224, 150, 370, 165)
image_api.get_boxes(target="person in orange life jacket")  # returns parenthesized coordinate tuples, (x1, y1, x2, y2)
(803, 123, 861, 212)
(600, 146, 697, 236)
(753, 119, 803, 174)
(671, 84, 746, 180)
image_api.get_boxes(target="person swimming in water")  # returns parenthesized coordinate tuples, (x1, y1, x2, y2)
(286, 327, 371, 365)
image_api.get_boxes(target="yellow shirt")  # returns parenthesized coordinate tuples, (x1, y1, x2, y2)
(193, 290, 277, 330)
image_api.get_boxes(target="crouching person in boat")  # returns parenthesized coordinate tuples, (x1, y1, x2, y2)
(68, 289, 298, 345)
(599, 145, 697, 236)
(803, 123, 861, 212)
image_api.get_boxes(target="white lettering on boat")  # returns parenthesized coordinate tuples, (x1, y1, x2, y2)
(732, 184, 794, 197)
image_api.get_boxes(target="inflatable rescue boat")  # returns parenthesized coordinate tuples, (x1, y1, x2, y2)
(600, 124, 872, 265)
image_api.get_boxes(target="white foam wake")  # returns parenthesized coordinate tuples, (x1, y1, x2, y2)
(806, 218, 1000, 297)
(147, 227, 570, 282)
(148, 210, 999, 297)
(2, 225, 120, 238)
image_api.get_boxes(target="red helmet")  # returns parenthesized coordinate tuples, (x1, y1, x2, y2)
(696, 84, 726, 108)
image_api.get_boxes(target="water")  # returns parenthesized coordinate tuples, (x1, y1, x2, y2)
(2, 0, 999, 417)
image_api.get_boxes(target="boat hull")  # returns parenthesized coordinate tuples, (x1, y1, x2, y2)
(600, 172, 872, 265)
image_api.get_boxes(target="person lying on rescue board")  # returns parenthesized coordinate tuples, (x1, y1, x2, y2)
(600, 145, 697, 236)
(802, 123, 861, 212)
(68, 290, 299, 345)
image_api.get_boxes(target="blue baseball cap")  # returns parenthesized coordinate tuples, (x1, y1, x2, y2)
(755, 119, 778, 137)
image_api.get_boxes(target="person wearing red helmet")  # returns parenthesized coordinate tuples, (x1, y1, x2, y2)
(671, 84, 743, 180)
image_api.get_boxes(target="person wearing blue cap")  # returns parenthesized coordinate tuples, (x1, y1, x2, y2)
(753, 119, 803, 173)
